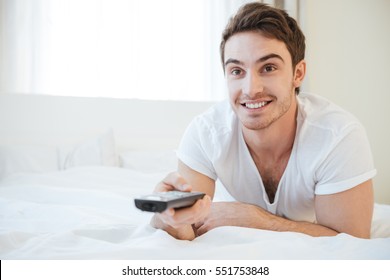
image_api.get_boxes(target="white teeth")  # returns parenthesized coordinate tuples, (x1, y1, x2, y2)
(245, 101, 267, 109)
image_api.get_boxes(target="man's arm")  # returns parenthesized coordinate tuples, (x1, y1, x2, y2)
(195, 180, 374, 238)
(315, 179, 373, 238)
(152, 162, 374, 239)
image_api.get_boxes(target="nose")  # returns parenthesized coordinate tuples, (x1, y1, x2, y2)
(242, 70, 264, 98)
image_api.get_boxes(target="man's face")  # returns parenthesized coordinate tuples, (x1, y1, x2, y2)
(224, 31, 304, 131)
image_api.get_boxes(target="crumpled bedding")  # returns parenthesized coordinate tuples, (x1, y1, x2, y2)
(1, 166, 389, 259)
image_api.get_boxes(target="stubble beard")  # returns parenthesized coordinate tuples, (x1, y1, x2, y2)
(239, 92, 293, 131)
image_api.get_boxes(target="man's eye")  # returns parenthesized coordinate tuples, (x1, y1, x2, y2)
(231, 69, 242, 76)
(263, 65, 276, 73)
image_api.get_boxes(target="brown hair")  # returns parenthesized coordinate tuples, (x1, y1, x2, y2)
(220, 2, 305, 93)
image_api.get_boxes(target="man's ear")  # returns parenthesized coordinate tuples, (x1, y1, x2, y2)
(293, 60, 306, 88)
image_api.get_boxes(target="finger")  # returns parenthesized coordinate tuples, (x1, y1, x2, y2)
(156, 211, 181, 228)
(154, 172, 191, 193)
(158, 212, 191, 229)
(195, 223, 209, 236)
(173, 196, 211, 224)
(156, 195, 211, 229)
(193, 221, 203, 229)
(165, 208, 175, 217)
(193, 215, 211, 236)
(164, 172, 192, 192)
(157, 206, 196, 229)
(154, 195, 210, 231)
(154, 181, 175, 192)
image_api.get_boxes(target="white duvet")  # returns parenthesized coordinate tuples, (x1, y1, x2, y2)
(1, 166, 389, 260)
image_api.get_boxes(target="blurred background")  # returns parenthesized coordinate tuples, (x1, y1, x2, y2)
(0, 0, 389, 203)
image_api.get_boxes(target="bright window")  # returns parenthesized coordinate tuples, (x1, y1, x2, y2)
(45, 0, 215, 101)
(0, 0, 299, 101)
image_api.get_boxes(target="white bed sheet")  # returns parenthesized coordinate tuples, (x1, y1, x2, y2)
(0, 166, 389, 260)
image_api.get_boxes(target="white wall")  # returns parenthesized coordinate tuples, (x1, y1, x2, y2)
(0, 94, 214, 152)
(303, 0, 390, 204)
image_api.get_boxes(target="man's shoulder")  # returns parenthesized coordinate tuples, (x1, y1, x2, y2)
(297, 92, 362, 134)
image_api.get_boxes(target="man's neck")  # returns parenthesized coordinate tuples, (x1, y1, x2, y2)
(243, 97, 298, 161)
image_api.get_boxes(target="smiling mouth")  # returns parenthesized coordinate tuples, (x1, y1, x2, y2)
(242, 101, 272, 109)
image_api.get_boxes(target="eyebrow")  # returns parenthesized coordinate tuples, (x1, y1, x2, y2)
(224, 53, 284, 67)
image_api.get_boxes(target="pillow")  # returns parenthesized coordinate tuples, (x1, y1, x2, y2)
(0, 145, 59, 180)
(58, 129, 119, 170)
(119, 149, 177, 173)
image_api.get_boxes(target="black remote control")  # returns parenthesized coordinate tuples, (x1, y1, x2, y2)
(134, 191, 205, 212)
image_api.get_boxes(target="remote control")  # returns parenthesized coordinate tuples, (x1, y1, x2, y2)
(134, 191, 205, 213)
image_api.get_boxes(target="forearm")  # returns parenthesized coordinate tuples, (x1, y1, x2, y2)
(265, 212, 338, 237)
(197, 201, 339, 237)
(250, 204, 339, 237)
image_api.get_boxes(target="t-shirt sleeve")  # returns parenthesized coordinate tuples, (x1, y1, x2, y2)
(176, 117, 218, 181)
(315, 123, 376, 195)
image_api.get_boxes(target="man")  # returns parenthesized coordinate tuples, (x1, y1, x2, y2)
(151, 2, 376, 241)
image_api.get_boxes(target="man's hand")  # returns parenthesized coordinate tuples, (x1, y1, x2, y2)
(150, 172, 212, 240)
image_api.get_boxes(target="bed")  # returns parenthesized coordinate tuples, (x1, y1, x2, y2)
(0, 94, 389, 260)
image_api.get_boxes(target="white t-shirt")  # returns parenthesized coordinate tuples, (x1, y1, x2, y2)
(177, 93, 376, 223)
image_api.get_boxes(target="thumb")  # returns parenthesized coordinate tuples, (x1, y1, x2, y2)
(163, 172, 192, 192)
